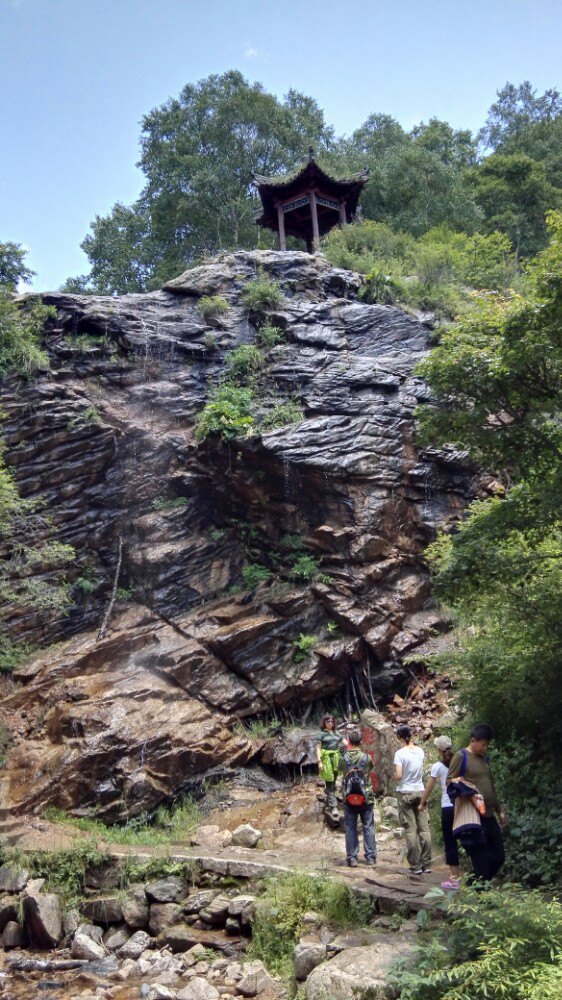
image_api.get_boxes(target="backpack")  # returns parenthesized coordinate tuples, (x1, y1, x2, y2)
(342, 751, 369, 808)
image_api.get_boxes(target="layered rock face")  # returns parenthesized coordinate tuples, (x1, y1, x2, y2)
(0, 251, 473, 820)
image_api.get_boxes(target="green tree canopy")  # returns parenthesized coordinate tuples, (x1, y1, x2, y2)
(471, 152, 560, 258)
(0, 241, 34, 289)
(80, 71, 333, 291)
(417, 211, 562, 757)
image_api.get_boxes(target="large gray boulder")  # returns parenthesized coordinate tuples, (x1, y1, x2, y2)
(121, 884, 150, 928)
(22, 890, 63, 948)
(305, 939, 415, 1000)
(237, 960, 280, 997)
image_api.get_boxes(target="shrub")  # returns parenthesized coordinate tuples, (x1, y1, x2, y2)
(251, 872, 373, 977)
(289, 555, 318, 581)
(260, 399, 303, 431)
(195, 384, 254, 441)
(242, 277, 284, 312)
(197, 295, 229, 320)
(361, 268, 403, 305)
(0, 293, 51, 376)
(0, 637, 36, 674)
(152, 496, 189, 511)
(392, 884, 562, 999)
(242, 563, 272, 590)
(225, 344, 263, 381)
(293, 633, 317, 662)
(255, 324, 285, 348)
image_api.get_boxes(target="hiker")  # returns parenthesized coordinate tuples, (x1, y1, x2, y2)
(339, 728, 377, 867)
(316, 713, 345, 818)
(447, 723, 507, 884)
(393, 724, 432, 874)
(419, 735, 461, 889)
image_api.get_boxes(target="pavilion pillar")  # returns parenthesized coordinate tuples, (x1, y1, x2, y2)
(276, 203, 286, 251)
(309, 189, 320, 251)
(339, 200, 347, 226)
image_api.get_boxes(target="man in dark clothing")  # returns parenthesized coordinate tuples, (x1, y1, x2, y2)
(447, 723, 507, 883)
(338, 729, 377, 867)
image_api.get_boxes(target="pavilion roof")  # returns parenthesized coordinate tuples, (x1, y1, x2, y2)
(253, 156, 369, 240)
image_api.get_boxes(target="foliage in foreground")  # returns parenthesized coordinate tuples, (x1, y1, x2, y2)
(195, 383, 255, 441)
(417, 212, 562, 883)
(392, 884, 562, 999)
(251, 871, 373, 977)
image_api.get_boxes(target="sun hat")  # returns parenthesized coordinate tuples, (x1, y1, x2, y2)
(434, 735, 453, 751)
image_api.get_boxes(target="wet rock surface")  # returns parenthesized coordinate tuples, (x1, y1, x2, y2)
(0, 250, 475, 819)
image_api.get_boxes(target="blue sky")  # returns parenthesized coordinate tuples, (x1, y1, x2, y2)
(1, 0, 560, 290)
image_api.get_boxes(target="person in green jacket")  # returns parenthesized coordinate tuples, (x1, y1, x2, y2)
(316, 713, 345, 818)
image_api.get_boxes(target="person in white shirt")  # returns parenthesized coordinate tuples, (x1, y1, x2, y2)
(419, 735, 461, 890)
(393, 724, 432, 874)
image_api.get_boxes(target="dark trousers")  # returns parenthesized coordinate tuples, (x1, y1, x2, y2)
(343, 803, 377, 862)
(464, 816, 505, 882)
(441, 807, 459, 867)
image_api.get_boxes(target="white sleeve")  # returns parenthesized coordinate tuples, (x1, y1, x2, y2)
(430, 762, 441, 779)
(393, 749, 402, 766)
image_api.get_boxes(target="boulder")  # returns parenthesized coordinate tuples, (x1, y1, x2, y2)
(237, 960, 279, 996)
(103, 924, 132, 951)
(72, 930, 106, 960)
(150, 902, 184, 936)
(0, 896, 18, 932)
(305, 939, 415, 1000)
(199, 894, 231, 926)
(82, 895, 123, 924)
(0, 865, 29, 893)
(118, 929, 153, 959)
(145, 876, 186, 903)
(177, 978, 221, 1000)
(1, 920, 22, 949)
(121, 884, 150, 928)
(230, 825, 262, 849)
(22, 890, 63, 948)
(184, 890, 218, 915)
(294, 942, 327, 980)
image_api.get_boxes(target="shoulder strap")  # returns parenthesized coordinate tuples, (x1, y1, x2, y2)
(460, 748, 468, 777)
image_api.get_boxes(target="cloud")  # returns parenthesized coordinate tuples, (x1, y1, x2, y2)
(244, 46, 260, 59)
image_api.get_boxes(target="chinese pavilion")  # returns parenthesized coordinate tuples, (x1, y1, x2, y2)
(254, 149, 369, 252)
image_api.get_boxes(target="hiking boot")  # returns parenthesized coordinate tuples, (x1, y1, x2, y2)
(409, 867, 423, 875)
(347, 858, 358, 867)
(422, 867, 432, 873)
(331, 807, 340, 819)
(365, 858, 376, 866)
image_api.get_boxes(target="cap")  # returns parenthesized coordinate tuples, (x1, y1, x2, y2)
(434, 735, 452, 751)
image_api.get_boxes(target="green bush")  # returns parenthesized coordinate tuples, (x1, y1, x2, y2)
(152, 496, 189, 511)
(260, 399, 304, 431)
(392, 884, 562, 999)
(197, 295, 229, 320)
(225, 344, 263, 381)
(289, 554, 318, 581)
(0, 637, 36, 674)
(242, 277, 284, 312)
(251, 871, 373, 977)
(293, 633, 317, 662)
(255, 324, 285, 348)
(0, 293, 51, 376)
(361, 268, 403, 305)
(242, 563, 272, 589)
(195, 384, 254, 441)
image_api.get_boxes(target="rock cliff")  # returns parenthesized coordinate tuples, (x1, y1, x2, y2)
(0, 251, 473, 821)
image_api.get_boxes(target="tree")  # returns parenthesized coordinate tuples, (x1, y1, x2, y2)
(479, 80, 562, 152)
(471, 153, 559, 258)
(417, 210, 562, 751)
(0, 241, 34, 289)
(416, 212, 562, 881)
(411, 117, 478, 169)
(80, 72, 334, 292)
(362, 143, 482, 236)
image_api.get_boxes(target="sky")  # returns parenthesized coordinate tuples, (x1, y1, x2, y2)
(1, 0, 561, 291)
